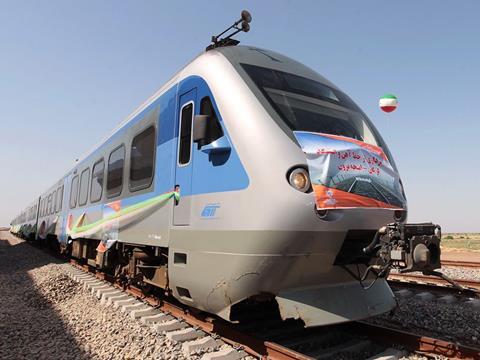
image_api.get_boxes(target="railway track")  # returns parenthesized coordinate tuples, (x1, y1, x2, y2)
(3, 231, 478, 359)
(388, 272, 480, 295)
(67, 259, 480, 359)
(441, 259, 480, 269)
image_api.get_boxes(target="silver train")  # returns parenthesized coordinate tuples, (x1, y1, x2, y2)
(10, 41, 440, 326)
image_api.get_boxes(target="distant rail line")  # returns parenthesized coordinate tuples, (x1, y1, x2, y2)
(441, 259, 480, 269)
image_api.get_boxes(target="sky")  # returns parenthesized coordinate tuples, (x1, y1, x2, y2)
(0, 1, 479, 232)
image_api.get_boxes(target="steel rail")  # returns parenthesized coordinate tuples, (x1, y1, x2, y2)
(352, 322, 480, 359)
(388, 272, 480, 291)
(442, 259, 480, 268)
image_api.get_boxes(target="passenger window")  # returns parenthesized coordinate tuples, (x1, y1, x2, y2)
(130, 126, 155, 190)
(91, 159, 104, 202)
(47, 194, 52, 215)
(79, 168, 90, 206)
(56, 186, 63, 211)
(70, 175, 79, 208)
(107, 145, 125, 197)
(197, 96, 224, 148)
(51, 191, 56, 214)
(178, 103, 193, 165)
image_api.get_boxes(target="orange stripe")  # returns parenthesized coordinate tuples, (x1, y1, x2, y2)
(313, 184, 401, 210)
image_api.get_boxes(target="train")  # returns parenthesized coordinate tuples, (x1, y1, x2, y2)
(10, 12, 442, 327)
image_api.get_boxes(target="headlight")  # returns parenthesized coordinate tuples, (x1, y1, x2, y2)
(288, 167, 310, 192)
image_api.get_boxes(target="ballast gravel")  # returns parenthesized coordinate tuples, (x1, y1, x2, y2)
(440, 266, 480, 281)
(368, 287, 480, 349)
(0, 233, 191, 360)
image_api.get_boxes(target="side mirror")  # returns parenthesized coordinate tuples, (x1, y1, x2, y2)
(201, 135, 231, 155)
(193, 115, 209, 142)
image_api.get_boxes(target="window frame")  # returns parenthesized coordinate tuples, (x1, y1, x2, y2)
(51, 190, 56, 214)
(56, 185, 64, 212)
(197, 96, 224, 148)
(90, 158, 105, 203)
(70, 175, 79, 209)
(78, 168, 90, 206)
(177, 101, 195, 167)
(106, 144, 126, 199)
(47, 194, 52, 215)
(129, 126, 156, 192)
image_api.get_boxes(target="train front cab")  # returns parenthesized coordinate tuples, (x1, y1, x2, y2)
(167, 47, 398, 327)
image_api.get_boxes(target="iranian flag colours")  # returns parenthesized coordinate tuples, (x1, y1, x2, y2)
(379, 94, 398, 113)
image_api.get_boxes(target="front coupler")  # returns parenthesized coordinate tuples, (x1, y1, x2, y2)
(365, 222, 442, 275)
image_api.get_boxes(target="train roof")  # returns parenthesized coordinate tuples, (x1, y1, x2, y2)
(39, 45, 338, 197)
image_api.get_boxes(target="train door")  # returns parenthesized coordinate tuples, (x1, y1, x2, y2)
(173, 88, 197, 225)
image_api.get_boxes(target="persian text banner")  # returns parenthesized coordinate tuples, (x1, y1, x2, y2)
(294, 131, 406, 210)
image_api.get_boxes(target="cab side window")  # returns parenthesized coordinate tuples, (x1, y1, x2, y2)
(198, 96, 223, 148)
(107, 145, 125, 198)
(70, 175, 79, 208)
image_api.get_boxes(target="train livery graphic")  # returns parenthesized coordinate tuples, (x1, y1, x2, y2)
(10, 14, 442, 328)
(294, 131, 407, 210)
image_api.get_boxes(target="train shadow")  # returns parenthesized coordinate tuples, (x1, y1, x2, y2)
(0, 234, 90, 360)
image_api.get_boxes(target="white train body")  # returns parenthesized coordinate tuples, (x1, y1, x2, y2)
(10, 45, 405, 326)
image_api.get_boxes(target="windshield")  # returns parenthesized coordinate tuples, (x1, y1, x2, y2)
(241, 63, 383, 148)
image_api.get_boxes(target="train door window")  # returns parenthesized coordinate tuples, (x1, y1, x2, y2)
(70, 175, 79, 208)
(79, 168, 90, 206)
(90, 159, 104, 202)
(56, 186, 63, 211)
(178, 102, 194, 165)
(130, 126, 155, 191)
(197, 96, 223, 148)
(107, 145, 125, 198)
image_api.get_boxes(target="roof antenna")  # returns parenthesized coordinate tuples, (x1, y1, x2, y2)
(206, 10, 252, 51)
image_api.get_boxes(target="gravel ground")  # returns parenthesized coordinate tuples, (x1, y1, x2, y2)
(367, 290, 480, 349)
(1, 231, 477, 360)
(0, 232, 189, 360)
(440, 266, 480, 281)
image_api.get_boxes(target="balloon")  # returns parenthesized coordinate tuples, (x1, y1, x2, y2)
(379, 94, 398, 113)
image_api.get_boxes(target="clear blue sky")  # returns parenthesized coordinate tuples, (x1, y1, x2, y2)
(1, 1, 479, 232)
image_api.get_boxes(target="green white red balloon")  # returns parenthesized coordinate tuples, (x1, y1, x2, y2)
(379, 94, 398, 113)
